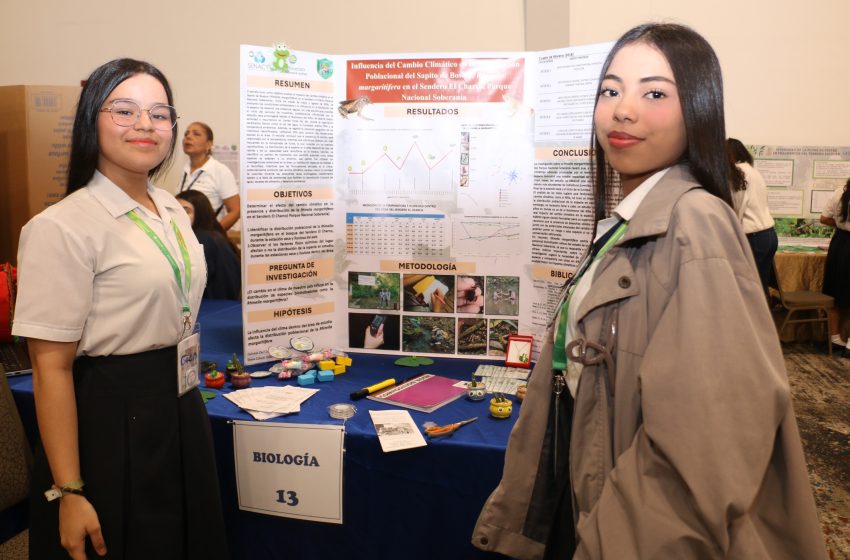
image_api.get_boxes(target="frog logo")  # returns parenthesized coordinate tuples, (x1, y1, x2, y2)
(317, 58, 333, 79)
(272, 42, 290, 73)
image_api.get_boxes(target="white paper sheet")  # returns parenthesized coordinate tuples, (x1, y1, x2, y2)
(368, 409, 427, 452)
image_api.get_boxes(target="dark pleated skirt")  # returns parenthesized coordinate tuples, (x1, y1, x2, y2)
(29, 346, 228, 560)
(823, 228, 850, 308)
(746, 227, 778, 293)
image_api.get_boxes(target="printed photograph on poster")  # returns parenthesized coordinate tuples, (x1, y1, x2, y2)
(489, 319, 519, 357)
(348, 312, 400, 351)
(485, 276, 520, 316)
(347, 272, 400, 310)
(455, 275, 484, 314)
(402, 316, 456, 354)
(457, 318, 488, 356)
(403, 274, 455, 313)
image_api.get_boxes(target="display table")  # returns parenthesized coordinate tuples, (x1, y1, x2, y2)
(10, 300, 520, 560)
(774, 248, 827, 293)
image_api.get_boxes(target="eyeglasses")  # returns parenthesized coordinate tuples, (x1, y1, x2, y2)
(100, 99, 179, 130)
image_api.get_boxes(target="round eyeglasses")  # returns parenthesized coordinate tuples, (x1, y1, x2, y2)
(100, 99, 179, 130)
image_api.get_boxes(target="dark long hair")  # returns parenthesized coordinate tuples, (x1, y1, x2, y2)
(726, 138, 751, 192)
(591, 23, 731, 221)
(67, 58, 177, 193)
(176, 190, 239, 255)
(840, 177, 850, 223)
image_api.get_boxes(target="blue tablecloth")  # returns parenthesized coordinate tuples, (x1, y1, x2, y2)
(10, 300, 523, 560)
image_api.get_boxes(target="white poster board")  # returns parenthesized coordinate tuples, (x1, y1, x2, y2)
(239, 43, 612, 364)
(233, 420, 345, 523)
(749, 144, 850, 217)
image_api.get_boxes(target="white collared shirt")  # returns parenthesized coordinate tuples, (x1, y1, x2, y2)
(559, 168, 670, 396)
(821, 186, 850, 232)
(13, 171, 207, 357)
(737, 163, 774, 233)
(179, 156, 239, 214)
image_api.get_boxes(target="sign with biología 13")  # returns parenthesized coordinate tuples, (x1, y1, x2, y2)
(233, 420, 345, 523)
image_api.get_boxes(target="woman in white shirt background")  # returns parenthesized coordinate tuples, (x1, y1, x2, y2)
(727, 137, 778, 294)
(820, 177, 850, 354)
(180, 121, 241, 231)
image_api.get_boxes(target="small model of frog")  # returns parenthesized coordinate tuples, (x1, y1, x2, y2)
(338, 96, 373, 120)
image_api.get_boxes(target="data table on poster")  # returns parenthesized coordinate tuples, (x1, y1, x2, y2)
(345, 212, 447, 257)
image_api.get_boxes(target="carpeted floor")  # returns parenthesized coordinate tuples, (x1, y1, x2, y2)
(783, 341, 850, 559)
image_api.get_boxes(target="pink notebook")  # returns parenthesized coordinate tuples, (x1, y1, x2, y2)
(367, 373, 467, 413)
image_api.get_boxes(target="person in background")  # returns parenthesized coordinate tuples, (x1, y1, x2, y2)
(180, 121, 240, 230)
(727, 137, 778, 293)
(474, 23, 827, 560)
(12, 58, 227, 560)
(177, 189, 241, 300)
(820, 177, 850, 355)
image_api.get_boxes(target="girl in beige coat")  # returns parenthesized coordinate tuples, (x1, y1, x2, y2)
(474, 23, 827, 560)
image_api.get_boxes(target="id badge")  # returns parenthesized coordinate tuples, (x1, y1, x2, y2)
(177, 322, 201, 396)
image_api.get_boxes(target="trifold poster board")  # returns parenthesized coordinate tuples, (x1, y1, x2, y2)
(239, 43, 612, 365)
(0, 86, 80, 263)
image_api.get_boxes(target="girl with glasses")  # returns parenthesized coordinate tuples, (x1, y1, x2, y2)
(13, 58, 227, 560)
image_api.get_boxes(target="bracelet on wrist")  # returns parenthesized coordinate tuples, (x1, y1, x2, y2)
(44, 479, 85, 502)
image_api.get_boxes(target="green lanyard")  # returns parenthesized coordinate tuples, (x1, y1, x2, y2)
(552, 220, 628, 371)
(126, 209, 193, 333)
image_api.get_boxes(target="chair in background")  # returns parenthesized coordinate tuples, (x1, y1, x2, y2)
(0, 373, 31, 558)
(773, 260, 834, 356)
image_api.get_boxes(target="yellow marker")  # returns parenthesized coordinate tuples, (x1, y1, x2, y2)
(350, 377, 396, 400)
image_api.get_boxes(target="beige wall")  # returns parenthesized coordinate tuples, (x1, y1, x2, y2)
(1, 0, 847, 192)
(0, 0, 525, 191)
(565, 0, 850, 147)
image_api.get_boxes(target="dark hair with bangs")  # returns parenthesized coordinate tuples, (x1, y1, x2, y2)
(67, 58, 177, 193)
(590, 23, 731, 221)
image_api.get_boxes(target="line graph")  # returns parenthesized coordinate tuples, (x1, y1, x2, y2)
(346, 141, 458, 195)
(452, 219, 522, 257)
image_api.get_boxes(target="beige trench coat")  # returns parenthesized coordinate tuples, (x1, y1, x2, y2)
(473, 166, 828, 559)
